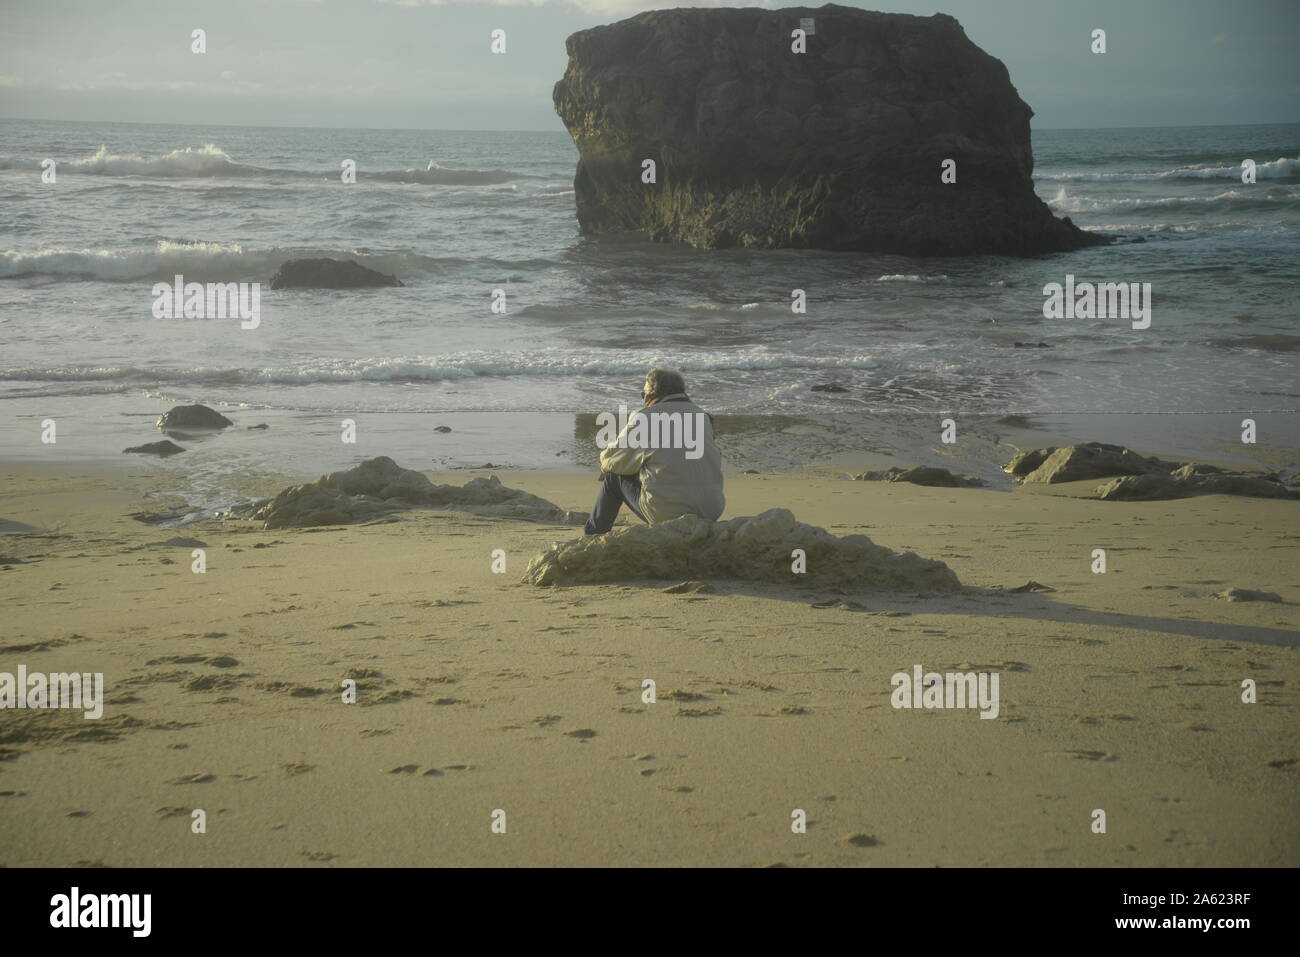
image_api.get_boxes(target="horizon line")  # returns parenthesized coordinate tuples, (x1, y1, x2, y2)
(1, 114, 1297, 136)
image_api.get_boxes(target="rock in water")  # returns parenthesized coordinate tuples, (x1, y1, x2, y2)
(269, 258, 404, 290)
(552, 5, 1100, 255)
(523, 508, 960, 591)
(156, 404, 233, 431)
(124, 440, 187, 457)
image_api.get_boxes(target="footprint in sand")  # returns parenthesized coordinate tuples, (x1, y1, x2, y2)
(842, 833, 883, 847)
(565, 728, 598, 739)
(170, 772, 217, 784)
(390, 764, 471, 776)
(181, 674, 241, 692)
(1058, 750, 1119, 762)
(255, 681, 327, 698)
(662, 691, 710, 702)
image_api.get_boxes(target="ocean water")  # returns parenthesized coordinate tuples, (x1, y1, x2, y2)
(1, 118, 1297, 497)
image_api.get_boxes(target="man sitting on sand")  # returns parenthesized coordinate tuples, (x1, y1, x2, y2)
(584, 368, 725, 535)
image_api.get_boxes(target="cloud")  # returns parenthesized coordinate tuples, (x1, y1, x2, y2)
(55, 74, 265, 95)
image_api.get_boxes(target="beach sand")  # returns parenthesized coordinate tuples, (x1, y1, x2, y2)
(1, 460, 1296, 867)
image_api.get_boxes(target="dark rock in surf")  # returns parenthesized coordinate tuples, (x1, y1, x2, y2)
(269, 258, 404, 290)
(156, 405, 233, 431)
(124, 440, 186, 457)
(553, 5, 1101, 255)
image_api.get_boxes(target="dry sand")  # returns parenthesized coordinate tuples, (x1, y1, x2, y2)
(1, 461, 1297, 867)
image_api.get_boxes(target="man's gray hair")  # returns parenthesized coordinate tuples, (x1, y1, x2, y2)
(644, 367, 687, 400)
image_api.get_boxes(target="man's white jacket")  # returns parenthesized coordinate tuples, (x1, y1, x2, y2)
(598, 394, 725, 525)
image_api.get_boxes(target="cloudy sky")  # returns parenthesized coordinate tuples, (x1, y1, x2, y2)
(1, 0, 1296, 130)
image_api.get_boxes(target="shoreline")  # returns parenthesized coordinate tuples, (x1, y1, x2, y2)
(2, 397, 1295, 516)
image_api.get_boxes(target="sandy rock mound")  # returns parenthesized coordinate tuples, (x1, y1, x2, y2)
(523, 508, 960, 591)
(1006, 443, 1298, 500)
(1096, 470, 1298, 501)
(254, 456, 586, 529)
(254, 484, 393, 529)
(1018, 442, 1168, 484)
(317, 455, 438, 501)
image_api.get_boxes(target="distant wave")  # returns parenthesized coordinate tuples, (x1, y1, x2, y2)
(0, 242, 482, 281)
(0, 146, 527, 185)
(1206, 334, 1300, 354)
(1036, 156, 1300, 183)
(1048, 186, 1299, 214)
(0, 351, 881, 386)
(876, 274, 949, 282)
(68, 144, 263, 178)
(371, 162, 520, 186)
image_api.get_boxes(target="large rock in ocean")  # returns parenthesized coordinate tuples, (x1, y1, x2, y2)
(552, 5, 1099, 255)
(269, 258, 403, 290)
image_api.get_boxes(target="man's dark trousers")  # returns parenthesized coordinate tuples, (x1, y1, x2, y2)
(584, 471, 647, 535)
